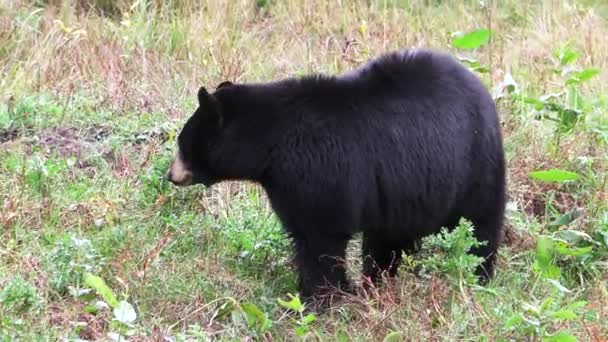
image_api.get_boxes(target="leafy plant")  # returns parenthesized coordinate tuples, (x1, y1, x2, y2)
(419, 218, 486, 287)
(83, 273, 119, 308)
(534, 235, 562, 279)
(239, 302, 272, 335)
(45, 234, 104, 294)
(221, 190, 290, 272)
(278, 293, 316, 337)
(82, 272, 138, 339)
(504, 298, 586, 341)
(526, 45, 601, 137)
(140, 154, 173, 204)
(452, 28, 492, 74)
(0, 276, 41, 315)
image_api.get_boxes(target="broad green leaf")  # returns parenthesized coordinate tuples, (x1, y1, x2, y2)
(524, 97, 546, 110)
(504, 314, 524, 329)
(529, 169, 580, 183)
(544, 265, 562, 279)
(302, 313, 316, 325)
(113, 300, 137, 324)
(548, 210, 583, 228)
(83, 304, 98, 314)
(295, 325, 309, 337)
(550, 310, 578, 320)
(452, 29, 491, 50)
(383, 331, 403, 342)
(565, 301, 587, 311)
(556, 47, 579, 66)
(212, 298, 237, 321)
(83, 273, 118, 308)
(540, 297, 554, 312)
(573, 68, 600, 83)
(535, 235, 555, 270)
(554, 243, 593, 257)
(543, 331, 577, 342)
(557, 108, 581, 133)
(534, 235, 561, 279)
(240, 302, 271, 332)
(277, 293, 304, 313)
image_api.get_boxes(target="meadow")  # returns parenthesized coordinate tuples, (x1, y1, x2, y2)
(0, 0, 607, 340)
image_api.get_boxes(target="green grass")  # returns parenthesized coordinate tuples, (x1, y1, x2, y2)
(1, 0, 607, 340)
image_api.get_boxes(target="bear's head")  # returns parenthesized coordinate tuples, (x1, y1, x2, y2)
(166, 81, 233, 187)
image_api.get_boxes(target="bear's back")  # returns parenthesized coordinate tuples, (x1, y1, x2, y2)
(262, 49, 502, 234)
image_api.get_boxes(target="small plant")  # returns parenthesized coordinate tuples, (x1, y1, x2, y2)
(192, 297, 273, 337)
(21, 156, 69, 196)
(82, 272, 138, 339)
(140, 154, 173, 204)
(45, 234, 104, 294)
(220, 190, 290, 273)
(0, 276, 42, 315)
(504, 298, 587, 341)
(238, 302, 273, 336)
(525, 45, 601, 142)
(418, 218, 486, 287)
(254, 0, 272, 16)
(535, 229, 608, 284)
(452, 28, 492, 74)
(278, 293, 316, 337)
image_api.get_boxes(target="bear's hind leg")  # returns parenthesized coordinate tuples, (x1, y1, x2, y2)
(361, 232, 406, 286)
(292, 232, 351, 306)
(467, 215, 503, 283)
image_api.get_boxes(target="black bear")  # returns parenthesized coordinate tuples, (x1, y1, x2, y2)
(167, 48, 506, 305)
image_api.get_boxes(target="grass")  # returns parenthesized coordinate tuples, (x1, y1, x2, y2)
(0, 0, 607, 340)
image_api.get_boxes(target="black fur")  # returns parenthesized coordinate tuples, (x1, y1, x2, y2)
(173, 48, 506, 305)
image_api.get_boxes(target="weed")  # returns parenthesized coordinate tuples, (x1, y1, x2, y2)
(45, 234, 104, 295)
(418, 218, 487, 287)
(0, 276, 42, 315)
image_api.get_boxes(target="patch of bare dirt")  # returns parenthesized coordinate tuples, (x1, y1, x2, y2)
(76, 312, 107, 341)
(501, 225, 535, 252)
(37, 126, 110, 158)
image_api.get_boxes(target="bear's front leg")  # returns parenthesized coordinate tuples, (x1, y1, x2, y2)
(291, 232, 351, 307)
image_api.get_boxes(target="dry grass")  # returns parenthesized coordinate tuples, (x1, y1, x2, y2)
(1, 0, 607, 340)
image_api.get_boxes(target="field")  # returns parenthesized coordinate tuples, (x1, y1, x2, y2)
(1, 0, 607, 340)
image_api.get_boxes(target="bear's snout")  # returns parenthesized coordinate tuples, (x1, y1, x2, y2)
(166, 153, 193, 186)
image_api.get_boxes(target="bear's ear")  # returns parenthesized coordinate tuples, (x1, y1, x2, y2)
(216, 81, 234, 90)
(197, 86, 211, 105)
(197, 86, 223, 127)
